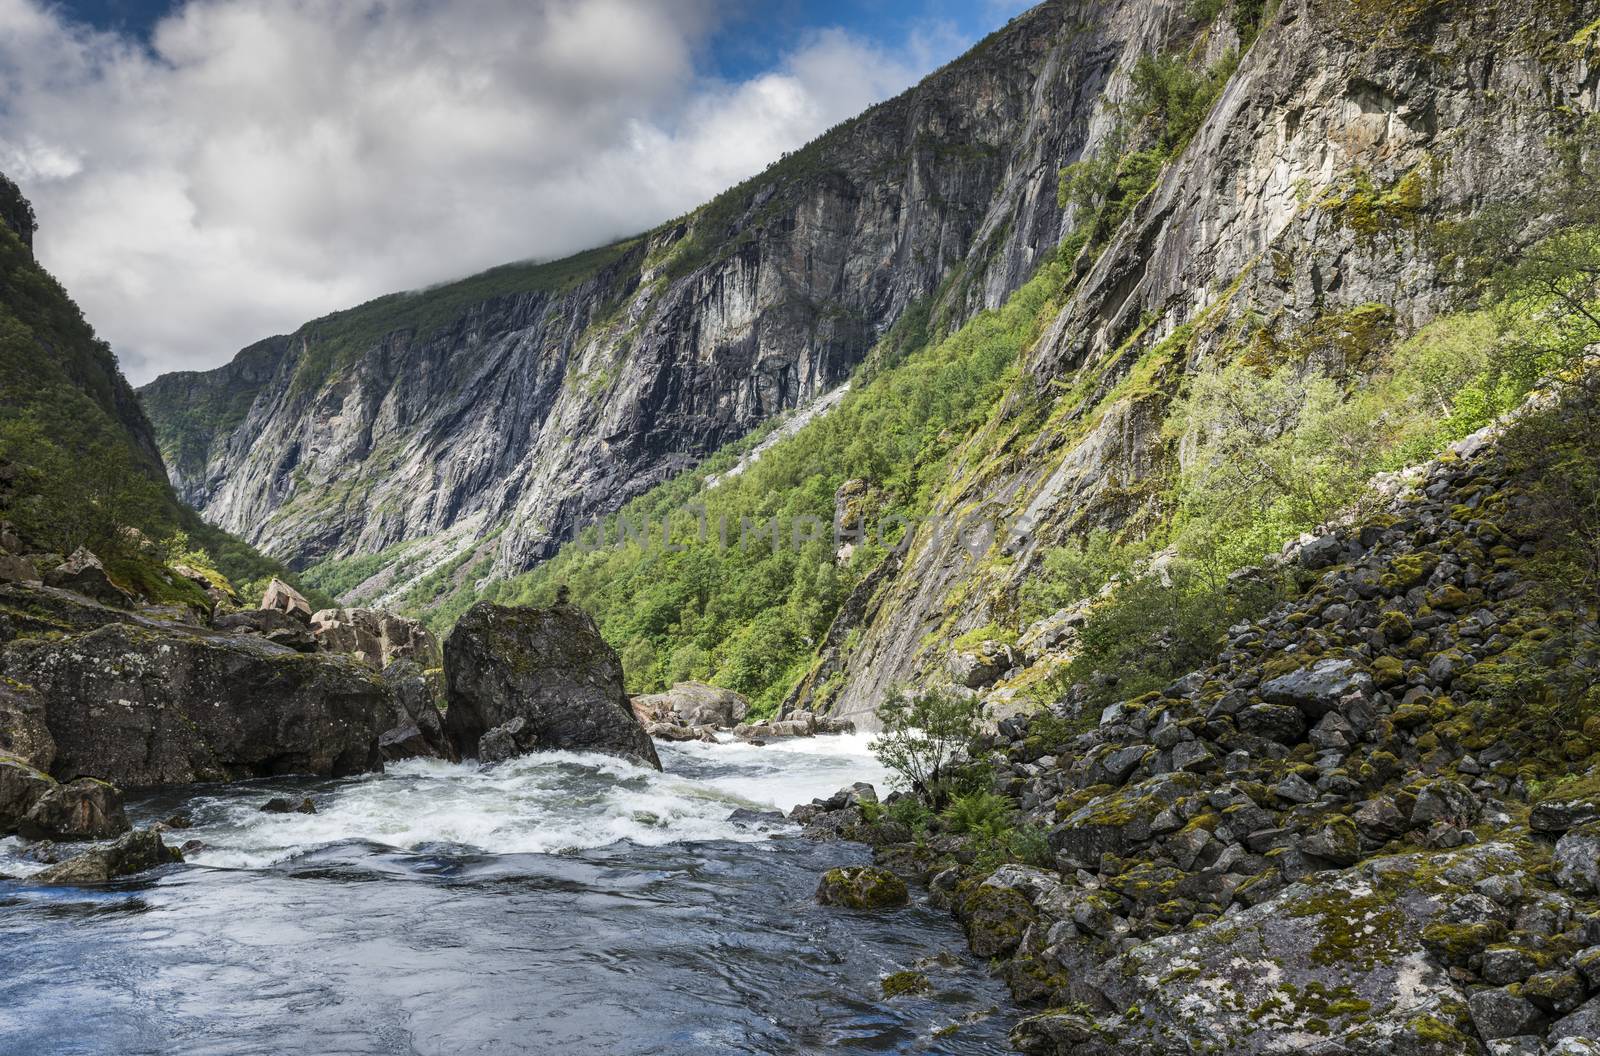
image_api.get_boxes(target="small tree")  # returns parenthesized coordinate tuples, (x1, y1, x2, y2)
(870, 688, 985, 808)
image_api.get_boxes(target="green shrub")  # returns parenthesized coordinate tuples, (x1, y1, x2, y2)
(870, 688, 986, 808)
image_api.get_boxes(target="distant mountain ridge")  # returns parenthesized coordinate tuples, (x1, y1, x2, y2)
(138, 0, 1181, 600)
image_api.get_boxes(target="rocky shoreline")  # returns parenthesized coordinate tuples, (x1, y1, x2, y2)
(796, 418, 1600, 1055)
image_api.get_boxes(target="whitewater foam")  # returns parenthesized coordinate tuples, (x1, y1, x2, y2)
(0, 734, 896, 873)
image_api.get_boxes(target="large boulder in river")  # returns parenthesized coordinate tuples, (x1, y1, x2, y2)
(631, 681, 749, 728)
(378, 658, 454, 761)
(33, 828, 183, 885)
(311, 608, 441, 670)
(17, 777, 129, 840)
(444, 601, 660, 770)
(2, 621, 390, 787)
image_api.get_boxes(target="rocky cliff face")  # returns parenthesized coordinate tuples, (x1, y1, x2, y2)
(139, 0, 1196, 594)
(804, 0, 1600, 727)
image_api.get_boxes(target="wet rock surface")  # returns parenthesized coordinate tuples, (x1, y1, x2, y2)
(444, 601, 660, 770)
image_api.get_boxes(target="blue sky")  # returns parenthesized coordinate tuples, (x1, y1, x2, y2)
(8, 0, 1033, 379)
(55, 0, 1028, 81)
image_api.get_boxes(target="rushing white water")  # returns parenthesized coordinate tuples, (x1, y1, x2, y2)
(2, 734, 897, 874)
(0, 735, 1020, 1056)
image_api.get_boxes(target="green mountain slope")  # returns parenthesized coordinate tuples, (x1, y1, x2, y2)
(0, 174, 328, 607)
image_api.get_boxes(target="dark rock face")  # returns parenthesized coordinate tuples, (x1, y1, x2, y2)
(2, 621, 390, 787)
(0, 755, 54, 834)
(33, 828, 183, 885)
(17, 777, 129, 840)
(0, 678, 53, 769)
(380, 658, 453, 761)
(213, 608, 319, 652)
(444, 602, 660, 769)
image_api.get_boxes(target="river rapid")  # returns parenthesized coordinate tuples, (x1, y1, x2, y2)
(0, 735, 1015, 1055)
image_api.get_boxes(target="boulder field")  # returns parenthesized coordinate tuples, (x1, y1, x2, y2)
(801, 423, 1600, 1054)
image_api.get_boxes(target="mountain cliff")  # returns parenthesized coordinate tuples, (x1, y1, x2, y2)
(139, 0, 1194, 595)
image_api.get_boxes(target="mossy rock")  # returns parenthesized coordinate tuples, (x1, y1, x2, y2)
(880, 970, 931, 998)
(960, 883, 1035, 958)
(816, 866, 910, 910)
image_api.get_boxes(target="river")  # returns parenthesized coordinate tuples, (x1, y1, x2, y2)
(0, 735, 1015, 1055)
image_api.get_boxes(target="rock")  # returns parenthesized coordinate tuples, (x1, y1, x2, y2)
(1299, 534, 1345, 570)
(1303, 815, 1360, 866)
(1469, 987, 1547, 1041)
(817, 782, 878, 811)
(169, 562, 240, 609)
(380, 659, 452, 761)
(0, 677, 54, 769)
(0, 552, 39, 585)
(310, 608, 441, 670)
(1551, 995, 1600, 1042)
(960, 884, 1035, 957)
(260, 578, 311, 622)
(726, 807, 786, 828)
(18, 778, 129, 840)
(1010, 1011, 1111, 1054)
(1532, 795, 1600, 835)
(3, 621, 390, 787)
(815, 866, 908, 909)
(258, 797, 316, 814)
(43, 547, 133, 607)
(1081, 845, 1505, 1054)
(1411, 779, 1482, 828)
(1555, 824, 1600, 896)
(1260, 658, 1373, 718)
(443, 602, 660, 770)
(0, 755, 55, 834)
(629, 681, 749, 728)
(950, 642, 1011, 689)
(32, 828, 183, 885)
(1238, 703, 1307, 743)
(477, 717, 526, 763)
(213, 609, 319, 652)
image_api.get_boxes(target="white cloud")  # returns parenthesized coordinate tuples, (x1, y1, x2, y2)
(0, 0, 970, 382)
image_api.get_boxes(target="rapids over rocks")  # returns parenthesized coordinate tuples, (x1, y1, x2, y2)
(0, 736, 1015, 1055)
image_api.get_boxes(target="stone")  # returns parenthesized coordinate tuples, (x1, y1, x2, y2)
(1260, 658, 1373, 718)
(310, 608, 441, 670)
(817, 782, 878, 811)
(213, 608, 319, 652)
(0, 677, 54, 770)
(1082, 848, 1489, 1054)
(1469, 987, 1547, 1040)
(43, 547, 133, 607)
(1551, 995, 1600, 1042)
(1555, 824, 1600, 896)
(630, 681, 750, 728)
(1411, 779, 1482, 828)
(1302, 816, 1360, 866)
(1532, 795, 1600, 835)
(961, 883, 1035, 958)
(0, 552, 39, 585)
(815, 866, 908, 910)
(259, 796, 316, 814)
(380, 659, 452, 761)
(3, 621, 390, 787)
(32, 828, 183, 885)
(18, 777, 129, 840)
(1238, 703, 1307, 743)
(477, 717, 527, 764)
(0, 755, 55, 835)
(260, 578, 312, 622)
(444, 602, 659, 770)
